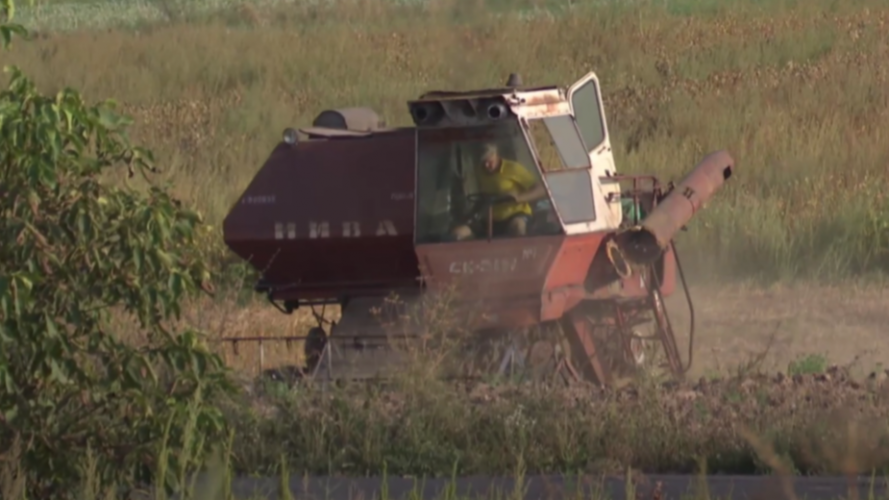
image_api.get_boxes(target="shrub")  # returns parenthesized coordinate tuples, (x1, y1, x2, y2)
(0, 1, 236, 498)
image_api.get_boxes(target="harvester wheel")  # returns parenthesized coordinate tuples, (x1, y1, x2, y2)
(526, 340, 555, 381)
(520, 324, 577, 385)
(559, 304, 666, 387)
(506, 323, 577, 386)
(303, 326, 328, 375)
(595, 324, 635, 380)
(628, 335, 646, 366)
(625, 321, 667, 378)
(448, 331, 506, 379)
(451, 328, 557, 382)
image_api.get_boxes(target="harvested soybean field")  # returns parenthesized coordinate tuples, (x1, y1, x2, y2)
(6, 0, 889, 495)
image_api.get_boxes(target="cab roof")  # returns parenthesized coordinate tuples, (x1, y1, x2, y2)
(416, 84, 561, 102)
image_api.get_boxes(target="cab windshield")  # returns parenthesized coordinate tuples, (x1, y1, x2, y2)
(414, 119, 562, 244)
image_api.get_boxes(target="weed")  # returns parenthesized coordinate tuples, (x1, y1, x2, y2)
(788, 354, 829, 376)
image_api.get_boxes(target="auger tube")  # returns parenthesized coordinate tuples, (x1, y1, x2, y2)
(618, 150, 736, 265)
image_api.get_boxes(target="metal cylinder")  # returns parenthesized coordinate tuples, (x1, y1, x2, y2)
(618, 150, 736, 265)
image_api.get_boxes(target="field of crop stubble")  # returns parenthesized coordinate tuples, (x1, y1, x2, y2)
(8, 0, 889, 485)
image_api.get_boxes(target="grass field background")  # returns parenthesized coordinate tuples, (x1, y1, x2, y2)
(7, 0, 889, 379)
(10, 0, 889, 284)
(14, 0, 795, 33)
(9, 0, 889, 380)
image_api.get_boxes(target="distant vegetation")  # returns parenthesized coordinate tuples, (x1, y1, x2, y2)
(14, 0, 625, 33)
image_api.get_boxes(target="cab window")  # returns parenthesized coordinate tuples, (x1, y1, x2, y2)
(415, 120, 561, 244)
(526, 116, 590, 171)
(526, 115, 596, 224)
(570, 79, 607, 152)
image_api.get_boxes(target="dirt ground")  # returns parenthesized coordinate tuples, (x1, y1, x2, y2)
(201, 282, 889, 381)
(665, 282, 889, 379)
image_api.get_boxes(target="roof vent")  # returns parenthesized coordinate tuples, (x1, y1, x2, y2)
(301, 107, 387, 138)
(311, 107, 385, 131)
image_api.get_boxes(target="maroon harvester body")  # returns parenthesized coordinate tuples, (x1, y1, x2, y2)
(223, 73, 736, 386)
(224, 127, 419, 302)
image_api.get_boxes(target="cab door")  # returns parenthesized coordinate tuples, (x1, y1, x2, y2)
(412, 121, 564, 327)
(566, 72, 623, 231)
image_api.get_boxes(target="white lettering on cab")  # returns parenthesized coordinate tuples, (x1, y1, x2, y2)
(309, 221, 330, 239)
(448, 258, 518, 275)
(273, 220, 397, 240)
(342, 221, 360, 237)
(447, 248, 540, 274)
(241, 195, 276, 205)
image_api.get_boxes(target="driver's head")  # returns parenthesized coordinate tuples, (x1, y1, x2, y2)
(480, 142, 501, 173)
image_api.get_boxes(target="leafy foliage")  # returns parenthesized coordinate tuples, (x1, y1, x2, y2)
(0, 1, 236, 498)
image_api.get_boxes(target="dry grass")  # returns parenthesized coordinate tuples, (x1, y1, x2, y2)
(5, 0, 889, 282)
(122, 278, 889, 480)
(662, 281, 889, 380)
(86, 276, 889, 481)
(223, 364, 889, 479)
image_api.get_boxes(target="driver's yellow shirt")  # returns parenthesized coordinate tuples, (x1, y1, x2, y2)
(475, 159, 537, 222)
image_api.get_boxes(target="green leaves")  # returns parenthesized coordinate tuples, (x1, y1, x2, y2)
(0, 22, 25, 48)
(0, 1, 236, 498)
(0, 0, 31, 49)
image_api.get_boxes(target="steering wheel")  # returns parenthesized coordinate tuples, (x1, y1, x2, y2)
(456, 192, 514, 228)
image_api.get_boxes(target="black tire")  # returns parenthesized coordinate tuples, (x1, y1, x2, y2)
(303, 327, 328, 374)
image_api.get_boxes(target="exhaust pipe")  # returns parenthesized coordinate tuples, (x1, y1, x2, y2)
(617, 150, 736, 265)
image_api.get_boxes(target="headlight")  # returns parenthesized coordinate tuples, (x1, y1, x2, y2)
(282, 127, 298, 145)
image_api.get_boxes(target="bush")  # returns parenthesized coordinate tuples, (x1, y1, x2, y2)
(0, 2, 236, 498)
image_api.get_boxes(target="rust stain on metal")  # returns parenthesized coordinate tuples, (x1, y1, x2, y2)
(509, 89, 571, 118)
(518, 90, 564, 106)
(416, 84, 560, 102)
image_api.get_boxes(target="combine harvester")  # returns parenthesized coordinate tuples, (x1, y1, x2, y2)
(222, 72, 735, 387)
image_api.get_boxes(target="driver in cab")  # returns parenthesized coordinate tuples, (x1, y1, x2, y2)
(451, 142, 547, 241)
